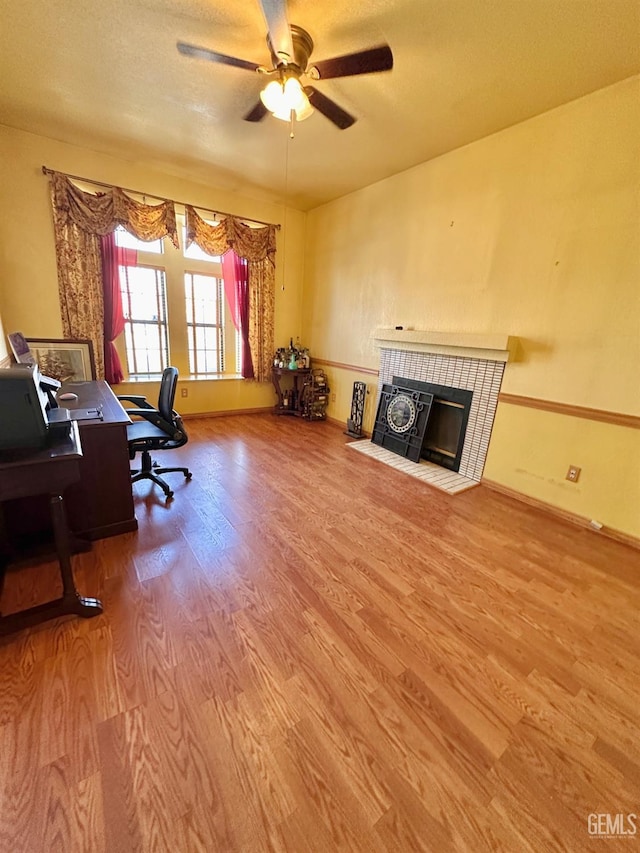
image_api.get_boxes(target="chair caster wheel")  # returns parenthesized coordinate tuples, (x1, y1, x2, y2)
(165, 492, 174, 502)
(186, 473, 193, 481)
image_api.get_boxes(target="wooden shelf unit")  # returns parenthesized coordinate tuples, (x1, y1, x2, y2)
(271, 367, 330, 420)
(272, 367, 310, 416)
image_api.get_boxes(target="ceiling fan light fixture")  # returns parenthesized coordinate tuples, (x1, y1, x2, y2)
(260, 73, 313, 122)
(260, 79, 285, 112)
(271, 102, 315, 123)
(294, 99, 314, 121)
(282, 76, 306, 111)
(272, 104, 293, 122)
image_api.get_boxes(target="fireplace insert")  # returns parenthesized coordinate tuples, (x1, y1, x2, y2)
(371, 376, 473, 472)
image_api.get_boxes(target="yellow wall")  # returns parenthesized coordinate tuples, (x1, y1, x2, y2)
(487, 404, 639, 536)
(303, 77, 640, 538)
(0, 125, 306, 414)
(311, 363, 379, 433)
(0, 311, 7, 362)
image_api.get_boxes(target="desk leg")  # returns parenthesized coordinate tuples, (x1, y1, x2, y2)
(0, 494, 102, 636)
(49, 494, 103, 618)
(0, 507, 8, 597)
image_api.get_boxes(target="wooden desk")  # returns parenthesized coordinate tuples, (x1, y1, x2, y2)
(0, 422, 102, 635)
(60, 380, 138, 539)
(1, 380, 137, 549)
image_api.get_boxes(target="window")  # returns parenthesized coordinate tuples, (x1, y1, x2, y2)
(119, 262, 169, 376)
(115, 224, 240, 379)
(185, 272, 224, 374)
(116, 229, 163, 254)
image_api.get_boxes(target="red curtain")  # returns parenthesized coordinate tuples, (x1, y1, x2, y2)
(222, 250, 254, 380)
(99, 233, 134, 384)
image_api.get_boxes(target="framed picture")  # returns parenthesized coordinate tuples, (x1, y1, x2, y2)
(7, 331, 35, 364)
(26, 338, 96, 383)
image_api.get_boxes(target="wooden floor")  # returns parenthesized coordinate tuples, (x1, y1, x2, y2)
(1, 414, 639, 852)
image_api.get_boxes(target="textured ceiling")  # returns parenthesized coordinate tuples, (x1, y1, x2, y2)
(1, 0, 639, 210)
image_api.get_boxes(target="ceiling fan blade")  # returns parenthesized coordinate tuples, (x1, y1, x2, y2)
(243, 101, 269, 123)
(305, 87, 356, 130)
(177, 41, 260, 73)
(259, 0, 294, 62)
(310, 45, 393, 79)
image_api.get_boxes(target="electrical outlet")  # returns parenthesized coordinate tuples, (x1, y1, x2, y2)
(331, 393, 336, 402)
(181, 387, 188, 398)
(566, 465, 581, 482)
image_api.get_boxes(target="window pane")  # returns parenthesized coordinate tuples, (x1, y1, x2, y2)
(115, 225, 164, 254)
(185, 272, 223, 375)
(194, 327, 207, 350)
(193, 275, 216, 299)
(120, 264, 168, 376)
(120, 266, 167, 320)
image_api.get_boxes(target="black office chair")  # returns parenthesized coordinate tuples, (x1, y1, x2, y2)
(118, 366, 192, 500)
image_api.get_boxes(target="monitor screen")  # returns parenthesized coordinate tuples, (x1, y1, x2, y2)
(7, 331, 35, 365)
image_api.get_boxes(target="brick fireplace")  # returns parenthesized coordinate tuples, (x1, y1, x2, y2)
(349, 330, 514, 494)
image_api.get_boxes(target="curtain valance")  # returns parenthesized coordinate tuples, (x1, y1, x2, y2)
(185, 206, 276, 263)
(50, 172, 179, 247)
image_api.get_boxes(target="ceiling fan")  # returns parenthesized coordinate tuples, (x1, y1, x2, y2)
(177, 0, 393, 130)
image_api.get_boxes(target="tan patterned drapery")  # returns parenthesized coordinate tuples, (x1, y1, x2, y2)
(185, 206, 276, 382)
(48, 172, 179, 379)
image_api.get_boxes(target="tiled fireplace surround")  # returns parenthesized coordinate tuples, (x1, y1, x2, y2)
(349, 331, 511, 494)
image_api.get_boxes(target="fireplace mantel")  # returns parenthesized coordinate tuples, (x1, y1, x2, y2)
(373, 329, 515, 363)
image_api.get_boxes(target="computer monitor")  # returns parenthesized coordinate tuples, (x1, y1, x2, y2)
(7, 331, 35, 365)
